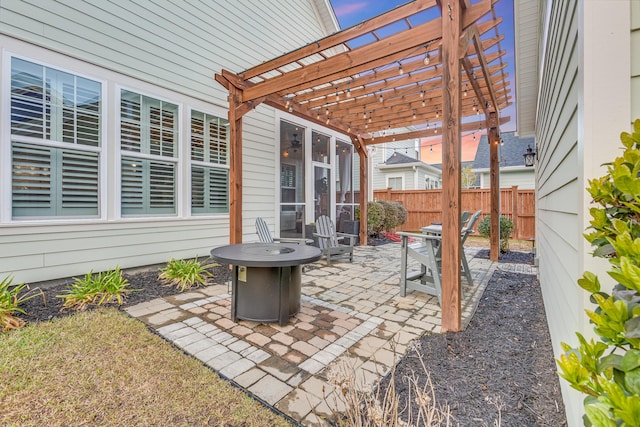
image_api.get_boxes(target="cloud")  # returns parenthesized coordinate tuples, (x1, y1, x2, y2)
(333, 2, 369, 17)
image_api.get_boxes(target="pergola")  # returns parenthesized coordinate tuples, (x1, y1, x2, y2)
(215, 0, 511, 331)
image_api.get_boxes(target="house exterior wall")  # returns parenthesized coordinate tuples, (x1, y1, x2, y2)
(370, 141, 417, 190)
(533, 0, 633, 424)
(0, 0, 334, 283)
(633, 1, 640, 120)
(478, 169, 534, 189)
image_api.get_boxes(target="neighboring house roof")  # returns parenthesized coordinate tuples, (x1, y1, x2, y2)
(384, 151, 419, 165)
(472, 131, 535, 170)
(429, 161, 474, 171)
(379, 152, 442, 176)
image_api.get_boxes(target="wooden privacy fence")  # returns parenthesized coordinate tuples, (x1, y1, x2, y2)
(373, 186, 536, 240)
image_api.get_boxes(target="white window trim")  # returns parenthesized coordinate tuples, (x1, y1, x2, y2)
(1, 51, 108, 224)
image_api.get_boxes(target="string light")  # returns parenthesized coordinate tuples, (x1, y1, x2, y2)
(363, 106, 367, 119)
(430, 146, 433, 153)
(464, 84, 468, 97)
(422, 99, 426, 107)
(423, 49, 430, 65)
(379, 90, 383, 103)
(413, 110, 417, 120)
(435, 108, 439, 118)
(335, 89, 339, 101)
(398, 62, 404, 75)
(347, 123, 351, 133)
(346, 84, 351, 98)
(420, 89, 425, 99)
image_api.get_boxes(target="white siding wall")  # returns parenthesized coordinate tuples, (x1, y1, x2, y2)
(535, 1, 632, 424)
(0, 0, 333, 283)
(479, 169, 534, 189)
(632, 1, 640, 120)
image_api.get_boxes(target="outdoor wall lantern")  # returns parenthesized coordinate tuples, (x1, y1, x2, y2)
(523, 145, 537, 167)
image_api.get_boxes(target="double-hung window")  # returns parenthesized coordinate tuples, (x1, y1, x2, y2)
(120, 90, 178, 216)
(190, 111, 229, 214)
(10, 57, 101, 218)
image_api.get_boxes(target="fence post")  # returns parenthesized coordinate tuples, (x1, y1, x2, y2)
(511, 185, 518, 239)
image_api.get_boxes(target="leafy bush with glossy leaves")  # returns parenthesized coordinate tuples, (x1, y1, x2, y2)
(557, 119, 640, 426)
(477, 215, 514, 253)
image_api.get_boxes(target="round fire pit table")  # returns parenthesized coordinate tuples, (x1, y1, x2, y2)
(210, 243, 321, 326)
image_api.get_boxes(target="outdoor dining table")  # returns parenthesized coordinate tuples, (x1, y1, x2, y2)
(421, 223, 443, 236)
(210, 242, 321, 326)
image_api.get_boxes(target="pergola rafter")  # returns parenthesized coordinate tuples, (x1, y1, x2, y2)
(215, 0, 510, 331)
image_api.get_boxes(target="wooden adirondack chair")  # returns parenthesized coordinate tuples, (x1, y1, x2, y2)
(313, 215, 356, 265)
(255, 217, 311, 245)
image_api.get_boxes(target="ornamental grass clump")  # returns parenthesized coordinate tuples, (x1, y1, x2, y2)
(58, 266, 132, 310)
(557, 119, 640, 426)
(158, 258, 216, 292)
(0, 276, 43, 332)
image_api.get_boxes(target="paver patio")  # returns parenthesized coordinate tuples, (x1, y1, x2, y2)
(126, 243, 535, 426)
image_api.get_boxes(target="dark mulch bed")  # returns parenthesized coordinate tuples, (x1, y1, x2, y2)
(17, 264, 231, 324)
(475, 248, 535, 265)
(385, 270, 567, 426)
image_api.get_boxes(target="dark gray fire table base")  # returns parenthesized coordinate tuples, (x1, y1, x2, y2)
(210, 243, 322, 326)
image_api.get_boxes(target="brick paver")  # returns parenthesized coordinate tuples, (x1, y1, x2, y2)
(125, 244, 503, 426)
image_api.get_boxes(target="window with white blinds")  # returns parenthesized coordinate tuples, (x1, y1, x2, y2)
(120, 90, 178, 215)
(10, 57, 101, 218)
(190, 111, 229, 214)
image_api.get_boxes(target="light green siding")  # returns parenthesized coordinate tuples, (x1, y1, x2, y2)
(531, 1, 634, 424)
(632, 1, 640, 120)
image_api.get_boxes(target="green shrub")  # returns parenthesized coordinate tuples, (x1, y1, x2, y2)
(159, 258, 216, 292)
(556, 119, 640, 426)
(58, 267, 132, 310)
(367, 201, 385, 236)
(378, 200, 398, 231)
(0, 276, 42, 332)
(477, 215, 514, 253)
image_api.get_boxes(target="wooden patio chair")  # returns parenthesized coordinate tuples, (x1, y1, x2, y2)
(255, 217, 311, 245)
(313, 215, 356, 265)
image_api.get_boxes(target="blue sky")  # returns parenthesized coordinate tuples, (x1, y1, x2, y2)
(328, 0, 517, 161)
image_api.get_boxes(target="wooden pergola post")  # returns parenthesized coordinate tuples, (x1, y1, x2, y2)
(440, 0, 463, 332)
(355, 136, 369, 246)
(488, 112, 500, 260)
(228, 86, 244, 244)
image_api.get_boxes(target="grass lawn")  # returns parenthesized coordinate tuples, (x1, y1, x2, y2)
(0, 308, 292, 427)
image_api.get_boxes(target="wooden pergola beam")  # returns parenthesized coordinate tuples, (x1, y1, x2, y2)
(362, 116, 510, 145)
(240, 0, 438, 80)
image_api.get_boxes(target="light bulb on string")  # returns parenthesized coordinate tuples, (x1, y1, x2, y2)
(398, 62, 403, 75)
